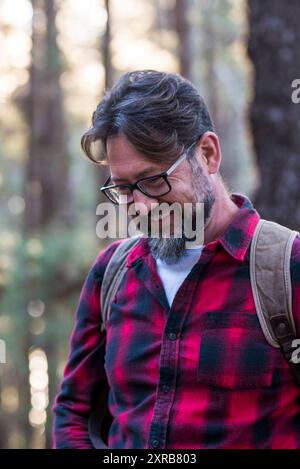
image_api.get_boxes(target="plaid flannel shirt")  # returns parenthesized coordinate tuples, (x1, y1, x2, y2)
(52, 193, 300, 449)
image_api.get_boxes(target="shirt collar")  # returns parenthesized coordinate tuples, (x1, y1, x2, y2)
(214, 193, 260, 261)
(126, 192, 260, 265)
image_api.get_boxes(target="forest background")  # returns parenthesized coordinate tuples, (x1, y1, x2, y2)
(0, 0, 299, 448)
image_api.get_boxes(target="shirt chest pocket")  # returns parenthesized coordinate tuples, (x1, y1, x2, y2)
(197, 311, 278, 390)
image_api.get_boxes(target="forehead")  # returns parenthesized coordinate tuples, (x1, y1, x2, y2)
(106, 134, 163, 182)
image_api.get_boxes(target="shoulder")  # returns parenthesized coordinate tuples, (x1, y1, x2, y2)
(291, 233, 300, 274)
(92, 239, 124, 283)
(290, 234, 300, 333)
(88, 236, 144, 284)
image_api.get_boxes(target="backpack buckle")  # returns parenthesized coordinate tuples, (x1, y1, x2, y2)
(269, 314, 295, 344)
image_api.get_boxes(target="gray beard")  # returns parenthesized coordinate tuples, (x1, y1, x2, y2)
(149, 158, 215, 264)
(148, 237, 187, 265)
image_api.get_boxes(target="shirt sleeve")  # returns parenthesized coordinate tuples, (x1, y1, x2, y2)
(52, 240, 121, 449)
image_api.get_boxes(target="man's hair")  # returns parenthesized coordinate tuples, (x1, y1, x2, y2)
(81, 70, 215, 165)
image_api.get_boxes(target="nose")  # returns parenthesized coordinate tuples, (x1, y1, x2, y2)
(131, 189, 159, 216)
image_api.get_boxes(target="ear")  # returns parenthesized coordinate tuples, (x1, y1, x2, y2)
(195, 132, 221, 174)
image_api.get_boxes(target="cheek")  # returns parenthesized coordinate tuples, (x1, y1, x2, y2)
(162, 187, 192, 204)
(176, 183, 197, 202)
(166, 177, 194, 201)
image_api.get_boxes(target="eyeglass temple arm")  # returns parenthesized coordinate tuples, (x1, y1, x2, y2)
(165, 152, 188, 176)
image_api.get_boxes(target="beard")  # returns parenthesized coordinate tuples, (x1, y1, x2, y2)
(148, 158, 215, 264)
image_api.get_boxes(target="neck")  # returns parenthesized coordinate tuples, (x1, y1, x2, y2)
(203, 179, 239, 245)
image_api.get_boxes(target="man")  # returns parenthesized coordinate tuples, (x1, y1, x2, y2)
(52, 70, 300, 449)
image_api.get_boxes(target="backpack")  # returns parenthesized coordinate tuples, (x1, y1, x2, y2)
(88, 219, 300, 448)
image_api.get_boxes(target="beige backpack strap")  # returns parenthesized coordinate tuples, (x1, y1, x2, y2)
(100, 235, 142, 332)
(250, 219, 298, 349)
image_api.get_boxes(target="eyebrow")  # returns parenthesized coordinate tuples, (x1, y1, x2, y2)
(111, 166, 160, 183)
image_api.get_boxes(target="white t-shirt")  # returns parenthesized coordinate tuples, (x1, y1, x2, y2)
(155, 244, 204, 308)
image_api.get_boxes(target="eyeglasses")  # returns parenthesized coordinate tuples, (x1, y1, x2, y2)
(100, 147, 192, 205)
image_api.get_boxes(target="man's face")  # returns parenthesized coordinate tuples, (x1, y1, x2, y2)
(106, 134, 216, 263)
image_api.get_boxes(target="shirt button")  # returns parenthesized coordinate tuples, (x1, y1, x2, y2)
(168, 332, 177, 340)
(162, 384, 170, 393)
(151, 439, 160, 448)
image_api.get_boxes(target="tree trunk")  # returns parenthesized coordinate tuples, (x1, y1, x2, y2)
(201, 0, 219, 127)
(104, 0, 113, 90)
(175, 0, 193, 80)
(248, 0, 300, 229)
(24, 0, 70, 233)
(97, 0, 112, 219)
